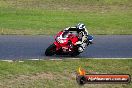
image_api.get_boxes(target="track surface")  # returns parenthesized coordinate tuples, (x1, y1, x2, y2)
(0, 35, 132, 60)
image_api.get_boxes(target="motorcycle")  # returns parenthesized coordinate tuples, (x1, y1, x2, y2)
(45, 30, 93, 56)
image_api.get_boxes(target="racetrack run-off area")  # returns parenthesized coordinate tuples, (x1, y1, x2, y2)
(0, 35, 132, 60)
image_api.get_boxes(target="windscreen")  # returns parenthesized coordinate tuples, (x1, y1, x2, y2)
(62, 31, 69, 38)
(62, 31, 78, 38)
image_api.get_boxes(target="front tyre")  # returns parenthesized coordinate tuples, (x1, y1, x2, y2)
(45, 44, 56, 56)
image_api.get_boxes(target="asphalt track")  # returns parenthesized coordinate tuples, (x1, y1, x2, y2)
(0, 35, 132, 60)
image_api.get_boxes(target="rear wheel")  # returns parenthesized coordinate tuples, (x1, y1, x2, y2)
(45, 44, 56, 56)
(70, 46, 80, 57)
(70, 52, 80, 57)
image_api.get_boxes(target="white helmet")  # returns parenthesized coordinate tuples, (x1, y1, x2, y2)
(76, 23, 86, 30)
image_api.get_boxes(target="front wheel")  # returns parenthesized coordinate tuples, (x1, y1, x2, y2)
(45, 44, 56, 56)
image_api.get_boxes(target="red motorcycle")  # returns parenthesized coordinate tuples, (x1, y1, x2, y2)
(45, 30, 80, 56)
(45, 30, 93, 56)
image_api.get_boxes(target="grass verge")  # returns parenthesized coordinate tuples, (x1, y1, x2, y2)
(0, 59, 131, 88)
(0, 0, 132, 35)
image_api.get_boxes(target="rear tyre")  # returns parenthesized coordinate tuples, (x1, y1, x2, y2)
(70, 46, 80, 57)
(45, 44, 56, 56)
(71, 52, 80, 57)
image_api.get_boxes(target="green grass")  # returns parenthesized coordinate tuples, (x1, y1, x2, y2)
(0, 0, 132, 35)
(0, 59, 132, 88)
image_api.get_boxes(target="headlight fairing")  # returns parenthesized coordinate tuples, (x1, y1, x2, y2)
(56, 37, 67, 43)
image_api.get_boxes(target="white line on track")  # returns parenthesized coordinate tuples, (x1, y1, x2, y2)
(0, 58, 130, 62)
(1, 60, 24, 62)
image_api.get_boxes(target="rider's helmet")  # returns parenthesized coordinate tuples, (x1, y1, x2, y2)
(76, 23, 86, 31)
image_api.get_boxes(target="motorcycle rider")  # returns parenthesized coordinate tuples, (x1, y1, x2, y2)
(64, 23, 89, 52)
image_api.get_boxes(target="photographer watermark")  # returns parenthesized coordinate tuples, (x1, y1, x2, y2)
(76, 67, 131, 85)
